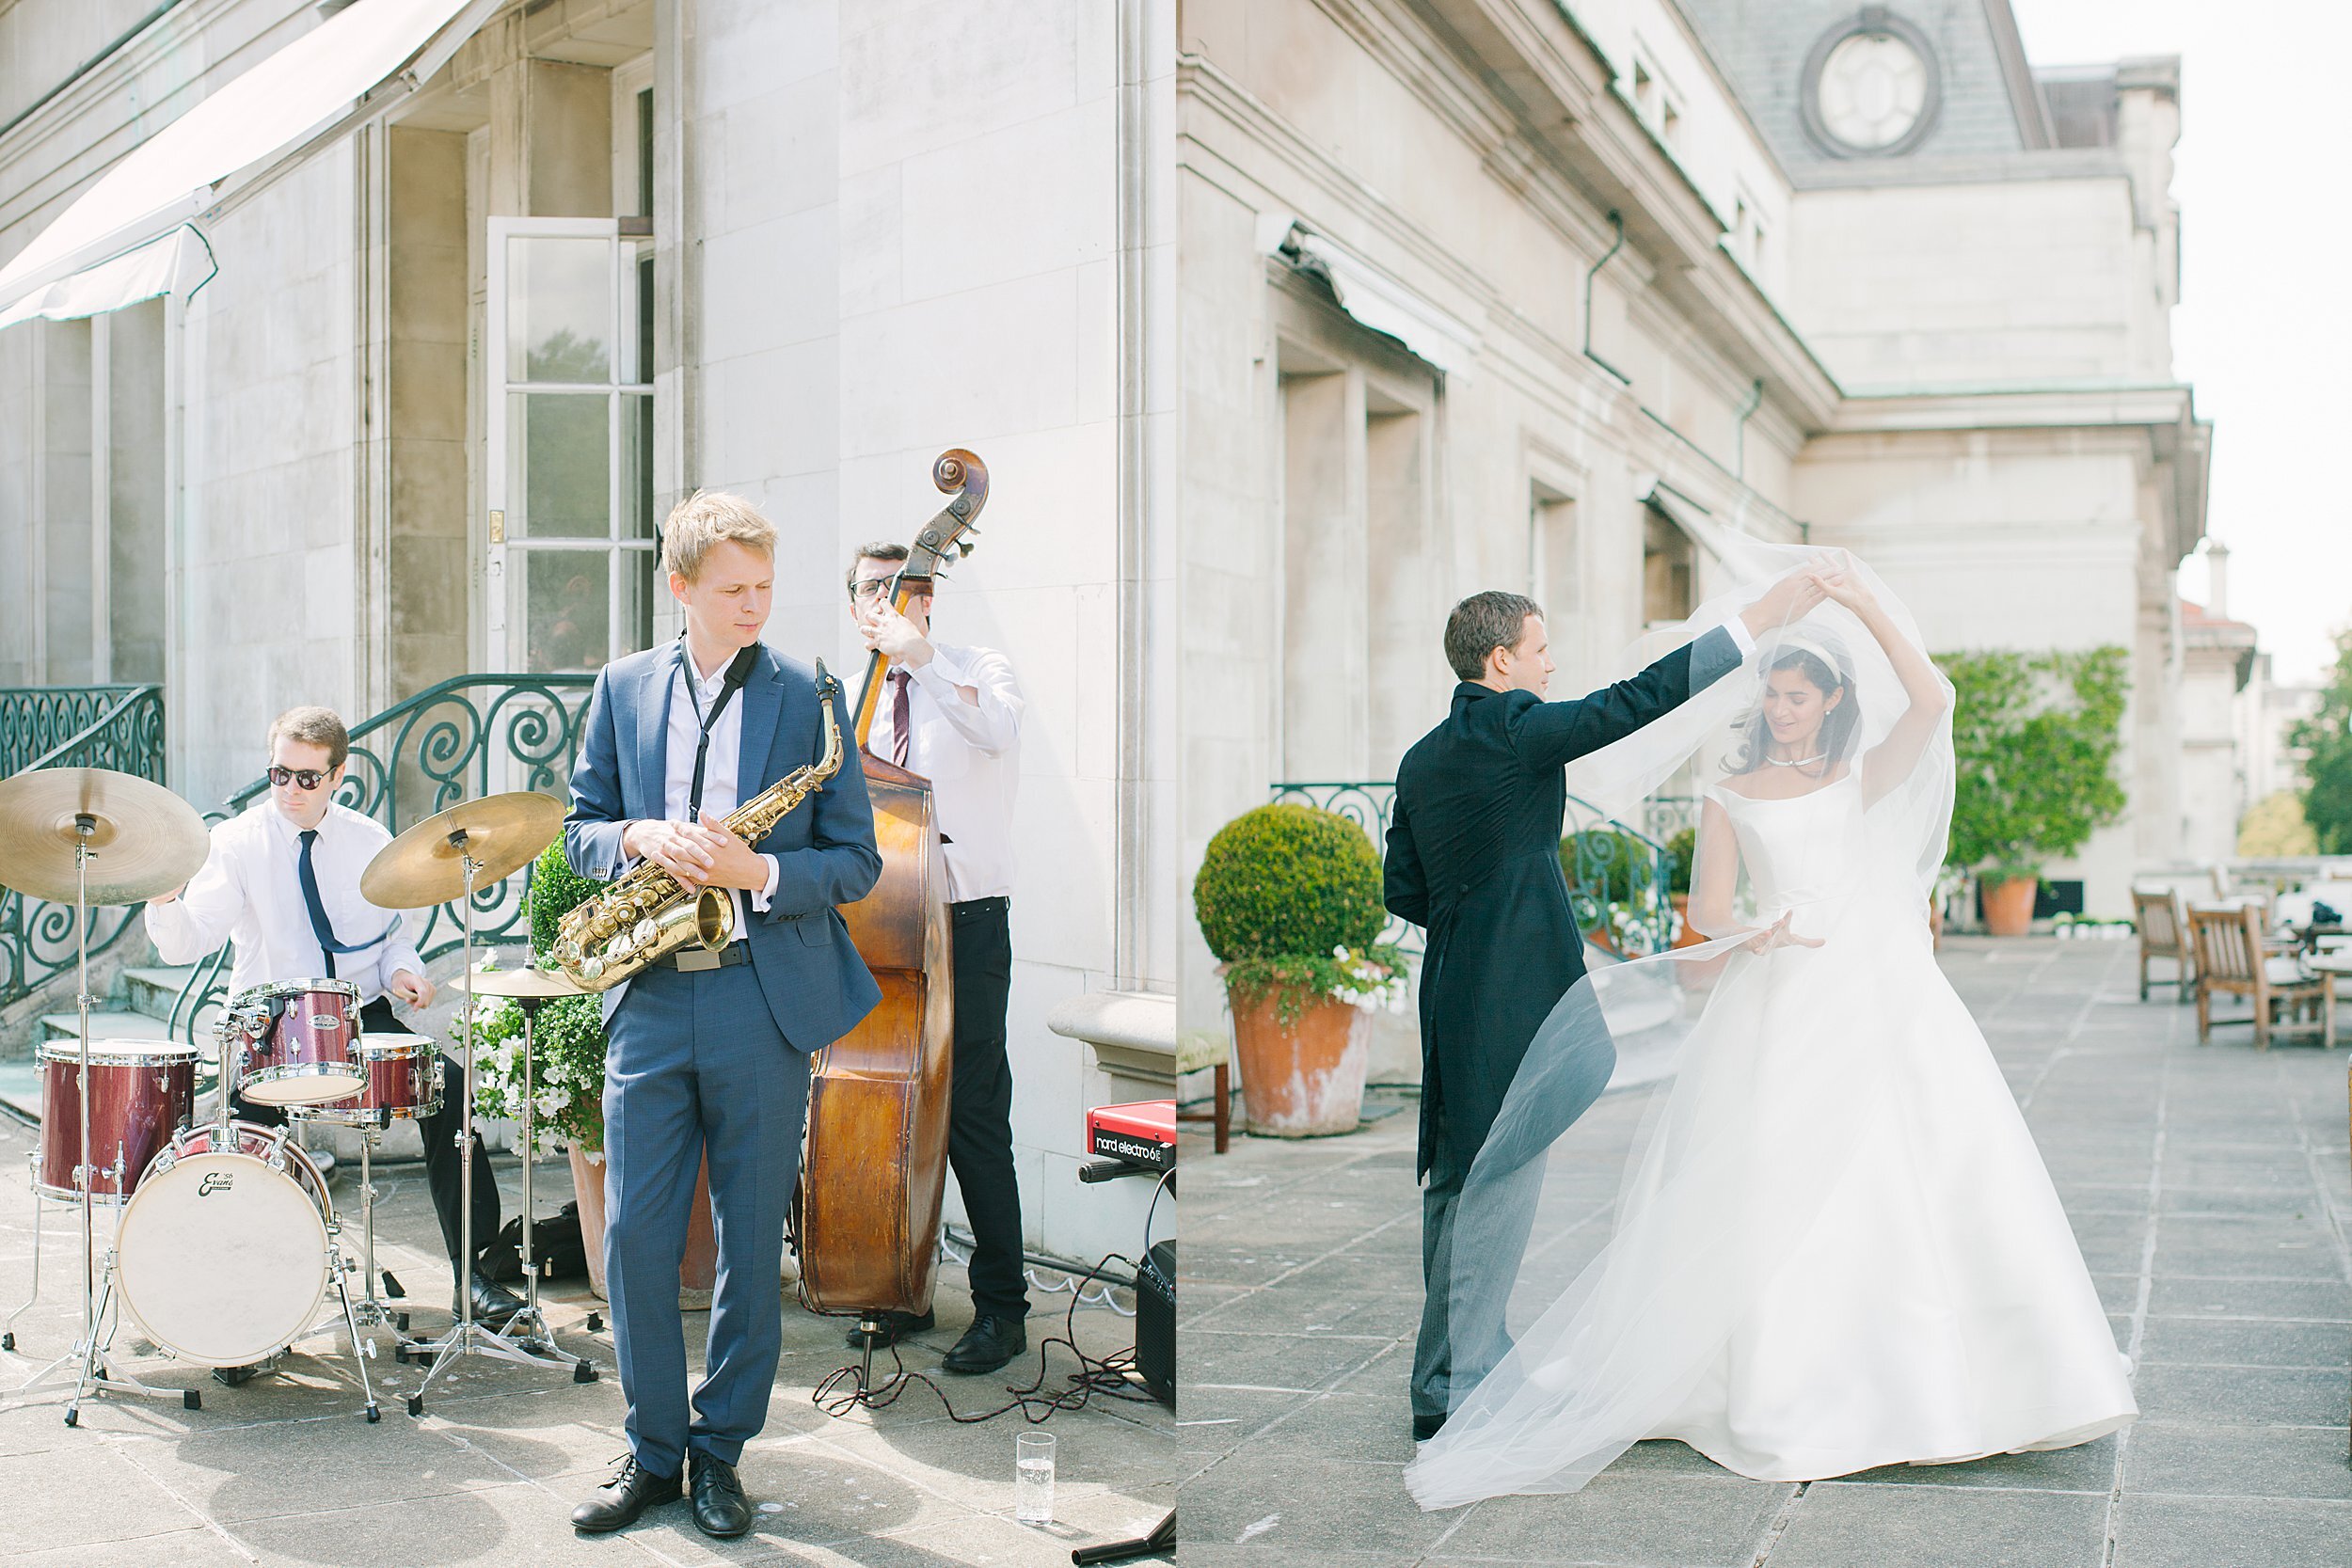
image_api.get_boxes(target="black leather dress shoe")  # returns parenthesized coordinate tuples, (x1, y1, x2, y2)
(942, 1315, 1026, 1374)
(456, 1270, 527, 1327)
(846, 1307, 934, 1349)
(571, 1455, 681, 1532)
(689, 1451, 753, 1539)
(1411, 1412, 1447, 1442)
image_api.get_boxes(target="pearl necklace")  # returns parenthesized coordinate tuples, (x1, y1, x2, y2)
(1764, 752, 1827, 768)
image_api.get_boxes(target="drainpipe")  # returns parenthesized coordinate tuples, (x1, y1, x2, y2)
(1732, 377, 1763, 481)
(1582, 211, 1629, 385)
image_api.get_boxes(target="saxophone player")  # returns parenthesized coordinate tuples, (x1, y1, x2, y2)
(563, 492, 882, 1538)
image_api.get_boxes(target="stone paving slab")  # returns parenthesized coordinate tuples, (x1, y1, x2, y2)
(0, 1117, 1175, 1565)
(1177, 937, 2352, 1566)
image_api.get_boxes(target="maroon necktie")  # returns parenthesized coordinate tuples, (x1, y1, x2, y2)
(889, 669, 912, 768)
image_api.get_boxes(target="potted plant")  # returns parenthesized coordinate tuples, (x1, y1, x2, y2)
(1193, 803, 1406, 1136)
(1663, 826, 1707, 950)
(1560, 825, 1659, 955)
(1939, 646, 2129, 939)
(470, 840, 717, 1300)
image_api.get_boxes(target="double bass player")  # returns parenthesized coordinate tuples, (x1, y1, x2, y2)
(843, 539, 1033, 1375)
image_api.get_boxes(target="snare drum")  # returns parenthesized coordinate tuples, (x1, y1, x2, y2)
(230, 979, 363, 1105)
(292, 1034, 443, 1128)
(115, 1122, 333, 1368)
(35, 1038, 197, 1203)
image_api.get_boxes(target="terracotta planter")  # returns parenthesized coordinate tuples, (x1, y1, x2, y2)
(1231, 990, 1371, 1136)
(1982, 875, 2039, 938)
(1669, 894, 1708, 951)
(566, 1144, 718, 1304)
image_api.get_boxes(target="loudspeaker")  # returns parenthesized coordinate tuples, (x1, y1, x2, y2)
(1135, 1241, 1174, 1407)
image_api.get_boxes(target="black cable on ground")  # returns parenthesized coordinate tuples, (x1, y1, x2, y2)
(812, 1248, 1158, 1423)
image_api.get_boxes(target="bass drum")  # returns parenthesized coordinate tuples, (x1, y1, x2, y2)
(115, 1123, 332, 1368)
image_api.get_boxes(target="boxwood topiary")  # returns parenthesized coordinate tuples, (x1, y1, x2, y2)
(1194, 803, 1386, 962)
(1194, 804, 1403, 1026)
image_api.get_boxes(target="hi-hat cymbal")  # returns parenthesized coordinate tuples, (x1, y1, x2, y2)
(0, 768, 210, 906)
(446, 963, 589, 1000)
(360, 792, 564, 911)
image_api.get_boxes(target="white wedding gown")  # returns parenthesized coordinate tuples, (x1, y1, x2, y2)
(1406, 770, 2138, 1507)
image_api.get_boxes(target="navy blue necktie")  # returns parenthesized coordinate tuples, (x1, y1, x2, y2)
(297, 828, 376, 979)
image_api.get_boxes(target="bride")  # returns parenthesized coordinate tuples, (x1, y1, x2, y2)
(1404, 549, 2136, 1511)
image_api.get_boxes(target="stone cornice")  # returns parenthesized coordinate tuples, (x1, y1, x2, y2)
(1825, 384, 2199, 436)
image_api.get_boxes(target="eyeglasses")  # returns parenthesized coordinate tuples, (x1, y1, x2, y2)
(267, 766, 332, 791)
(850, 578, 896, 602)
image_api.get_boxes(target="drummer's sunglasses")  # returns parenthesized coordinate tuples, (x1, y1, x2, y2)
(267, 766, 332, 790)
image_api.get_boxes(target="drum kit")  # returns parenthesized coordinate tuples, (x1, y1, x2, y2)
(0, 767, 597, 1426)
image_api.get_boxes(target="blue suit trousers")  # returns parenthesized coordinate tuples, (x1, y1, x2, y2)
(602, 957, 811, 1475)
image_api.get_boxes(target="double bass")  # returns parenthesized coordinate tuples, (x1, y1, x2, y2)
(793, 449, 988, 1320)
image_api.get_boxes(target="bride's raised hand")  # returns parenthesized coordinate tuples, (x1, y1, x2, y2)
(1807, 554, 1877, 615)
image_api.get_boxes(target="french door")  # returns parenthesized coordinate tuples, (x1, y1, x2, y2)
(485, 217, 656, 673)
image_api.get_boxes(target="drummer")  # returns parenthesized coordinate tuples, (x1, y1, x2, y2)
(145, 705, 524, 1375)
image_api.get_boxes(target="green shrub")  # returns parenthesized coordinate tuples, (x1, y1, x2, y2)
(1937, 646, 2128, 879)
(1194, 804, 1385, 963)
(528, 837, 603, 956)
(473, 837, 610, 1153)
(1663, 828, 1697, 896)
(1560, 827, 1654, 899)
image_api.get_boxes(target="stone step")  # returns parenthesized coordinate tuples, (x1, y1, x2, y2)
(121, 965, 203, 1020)
(39, 1005, 218, 1046)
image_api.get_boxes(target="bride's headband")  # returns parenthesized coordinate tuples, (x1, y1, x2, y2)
(1758, 629, 1851, 686)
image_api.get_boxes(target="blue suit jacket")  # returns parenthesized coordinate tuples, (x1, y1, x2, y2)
(564, 641, 884, 1052)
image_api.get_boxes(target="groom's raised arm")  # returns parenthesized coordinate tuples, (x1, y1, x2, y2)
(1509, 625, 1748, 769)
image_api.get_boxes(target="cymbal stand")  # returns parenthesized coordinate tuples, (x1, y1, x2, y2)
(405, 834, 591, 1416)
(8, 816, 195, 1421)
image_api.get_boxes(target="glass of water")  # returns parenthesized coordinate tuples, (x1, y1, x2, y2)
(1015, 1432, 1056, 1525)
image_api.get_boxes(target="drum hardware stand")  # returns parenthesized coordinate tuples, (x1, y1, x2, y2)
(8, 817, 200, 1423)
(346, 1125, 411, 1336)
(404, 834, 595, 1417)
(2, 1152, 42, 1352)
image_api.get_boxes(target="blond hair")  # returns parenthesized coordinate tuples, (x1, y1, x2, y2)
(661, 491, 777, 582)
(267, 705, 350, 769)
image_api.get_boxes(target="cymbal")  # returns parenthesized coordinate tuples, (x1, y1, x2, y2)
(0, 768, 210, 906)
(360, 791, 564, 911)
(446, 963, 589, 1000)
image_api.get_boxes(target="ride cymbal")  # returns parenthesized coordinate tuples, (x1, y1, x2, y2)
(445, 963, 589, 1000)
(359, 792, 563, 911)
(0, 768, 209, 906)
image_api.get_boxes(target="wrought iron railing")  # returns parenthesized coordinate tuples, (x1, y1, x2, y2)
(1269, 780, 1678, 956)
(168, 674, 596, 1043)
(0, 685, 166, 1011)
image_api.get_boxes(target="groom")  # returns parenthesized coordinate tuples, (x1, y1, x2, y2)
(1385, 578, 1818, 1439)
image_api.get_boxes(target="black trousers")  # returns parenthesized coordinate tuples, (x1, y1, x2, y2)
(948, 897, 1027, 1321)
(230, 996, 500, 1268)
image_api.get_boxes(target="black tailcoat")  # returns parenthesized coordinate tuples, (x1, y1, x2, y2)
(1385, 629, 1743, 1180)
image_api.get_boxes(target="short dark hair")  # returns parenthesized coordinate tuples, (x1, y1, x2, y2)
(846, 540, 909, 594)
(1444, 592, 1544, 681)
(267, 705, 350, 769)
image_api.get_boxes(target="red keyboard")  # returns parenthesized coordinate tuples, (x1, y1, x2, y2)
(1087, 1100, 1175, 1173)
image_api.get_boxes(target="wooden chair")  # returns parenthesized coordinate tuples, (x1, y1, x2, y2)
(1176, 1031, 1231, 1153)
(2133, 886, 2194, 1004)
(2187, 902, 2336, 1051)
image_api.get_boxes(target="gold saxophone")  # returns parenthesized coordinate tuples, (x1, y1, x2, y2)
(551, 661, 845, 991)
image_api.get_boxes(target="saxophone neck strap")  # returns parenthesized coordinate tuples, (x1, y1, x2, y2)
(678, 636, 761, 817)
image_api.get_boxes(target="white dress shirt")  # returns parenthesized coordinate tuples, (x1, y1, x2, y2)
(145, 800, 425, 1006)
(656, 641, 783, 938)
(864, 639, 1023, 902)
